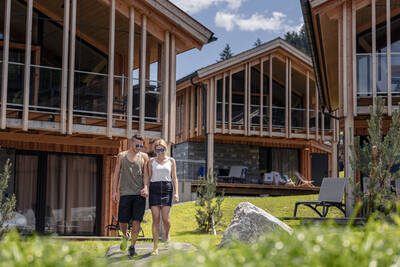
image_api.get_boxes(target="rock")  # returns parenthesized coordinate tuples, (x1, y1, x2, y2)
(219, 202, 293, 246)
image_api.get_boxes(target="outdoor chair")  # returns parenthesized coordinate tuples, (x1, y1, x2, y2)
(293, 178, 346, 217)
(106, 215, 145, 237)
(295, 172, 314, 187)
(219, 166, 248, 183)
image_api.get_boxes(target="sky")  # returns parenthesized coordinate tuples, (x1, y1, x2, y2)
(170, 0, 305, 80)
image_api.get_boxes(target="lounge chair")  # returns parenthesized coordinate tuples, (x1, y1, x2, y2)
(295, 172, 314, 187)
(294, 178, 346, 217)
(106, 215, 145, 237)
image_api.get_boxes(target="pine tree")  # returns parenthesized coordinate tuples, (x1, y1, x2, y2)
(195, 174, 225, 234)
(350, 98, 399, 218)
(284, 24, 311, 56)
(0, 160, 16, 233)
(218, 44, 233, 62)
(253, 38, 262, 47)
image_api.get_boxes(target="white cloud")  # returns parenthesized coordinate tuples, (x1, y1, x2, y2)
(215, 11, 303, 33)
(170, 0, 245, 14)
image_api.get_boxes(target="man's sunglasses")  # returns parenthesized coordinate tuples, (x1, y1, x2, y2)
(135, 144, 144, 148)
(155, 148, 165, 153)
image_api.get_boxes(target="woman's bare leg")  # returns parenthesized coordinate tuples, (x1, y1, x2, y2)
(161, 206, 171, 241)
(151, 206, 161, 253)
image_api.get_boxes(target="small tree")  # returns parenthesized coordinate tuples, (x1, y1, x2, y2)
(0, 159, 16, 232)
(253, 38, 262, 47)
(350, 98, 399, 218)
(195, 174, 224, 234)
(218, 44, 233, 62)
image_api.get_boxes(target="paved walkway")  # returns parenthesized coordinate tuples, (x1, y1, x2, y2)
(107, 242, 196, 266)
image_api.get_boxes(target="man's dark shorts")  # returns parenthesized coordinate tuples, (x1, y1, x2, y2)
(118, 195, 146, 223)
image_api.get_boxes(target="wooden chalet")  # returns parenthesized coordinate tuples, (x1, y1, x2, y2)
(173, 38, 339, 187)
(301, 0, 400, 214)
(0, 0, 213, 236)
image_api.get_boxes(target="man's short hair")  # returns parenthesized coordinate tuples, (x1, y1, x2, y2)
(131, 134, 144, 142)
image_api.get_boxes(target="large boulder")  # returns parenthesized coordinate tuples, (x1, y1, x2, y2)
(219, 202, 293, 246)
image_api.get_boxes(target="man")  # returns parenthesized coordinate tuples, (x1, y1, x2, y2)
(113, 134, 149, 257)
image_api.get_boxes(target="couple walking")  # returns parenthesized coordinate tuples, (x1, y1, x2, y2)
(112, 134, 179, 257)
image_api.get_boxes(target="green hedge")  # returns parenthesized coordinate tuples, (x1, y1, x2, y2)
(148, 217, 400, 267)
(0, 230, 107, 267)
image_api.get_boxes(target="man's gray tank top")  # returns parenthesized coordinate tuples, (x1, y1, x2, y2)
(119, 151, 144, 196)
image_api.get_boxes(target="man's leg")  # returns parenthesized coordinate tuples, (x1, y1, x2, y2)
(118, 196, 133, 251)
(120, 223, 129, 238)
(161, 206, 171, 242)
(151, 206, 161, 254)
(130, 221, 140, 246)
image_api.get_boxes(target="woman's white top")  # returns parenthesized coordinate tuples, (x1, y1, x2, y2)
(150, 158, 172, 182)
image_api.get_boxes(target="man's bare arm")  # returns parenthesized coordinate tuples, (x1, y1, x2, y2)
(112, 153, 123, 202)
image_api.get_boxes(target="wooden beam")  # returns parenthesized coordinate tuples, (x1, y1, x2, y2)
(321, 111, 325, 140)
(60, 0, 70, 135)
(260, 59, 264, 136)
(222, 73, 226, 134)
(285, 57, 289, 139)
(22, 0, 33, 131)
(139, 15, 147, 135)
(229, 70, 232, 134)
(269, 56, 273, 137)
(213, 76, 217, 133)
(197, 85, 201, 135)
(306, 71, 310, 140)
(387, 0, 392, 116)
(352, 0, 357, 117)
(107, 0, 116, 138)
(68, 0, 77, 135)
(162, 31, 170, 141)
(248, 63, 251, 133)
(169, 34, 176, 143)
(315, 83, 319, 142)
(372, 0, 376, 112)
(127, 7, 135, 138)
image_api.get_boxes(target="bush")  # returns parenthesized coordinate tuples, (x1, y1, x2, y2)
(0, 230, 107, 266)
(195, 175, 225, 233)
(0, 159, 16, 233)
(148, 216, 400, 267)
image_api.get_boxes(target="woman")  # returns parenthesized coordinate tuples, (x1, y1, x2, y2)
(142, 139, 179, 255)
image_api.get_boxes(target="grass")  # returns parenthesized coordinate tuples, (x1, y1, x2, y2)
(71, 194, 342, 254)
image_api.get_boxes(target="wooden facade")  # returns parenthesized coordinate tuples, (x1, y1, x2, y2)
(302, 0, 400, 215)
(175, 38, 338, 182)
(0, 0, 212, 236)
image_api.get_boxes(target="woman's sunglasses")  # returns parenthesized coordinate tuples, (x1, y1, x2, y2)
(135, 144, 144, 148)
(155, 148, 165, 153)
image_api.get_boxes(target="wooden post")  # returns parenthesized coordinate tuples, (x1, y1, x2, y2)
(285, 57, 289, 139)
(288, 59, 292, 138)
(229, 70, 232, 134)
(60, 0, 70, 134)
(372, 0, 376, 112)
(139, 15, 147, 135)
(107, 0, 115, 138)
(248, 63, 251, 133)
(306, 71, 310, 139)
(213, 77, 217, 133)
(244, 63, 248, 135)
(126, 7, 135, 138)
(222, 73, 226, 134)
(67, 0, 77, 135)
(22, 0, 33, 131)
(321, 111, 325, 140)
(162, 31, 170, 141)
(1, 0, 11, 129)
(387, 0, 392, 116)
(190, 87, 195, 138)
(352, 0, 357, 117)
(315, 83, 319, 141)
(197, 85, 202, 135)
(343, 3, 348, 117)
(185, 89, 190, 140)
(269, 56, 273, 137)
(260, 59, 264, 136)
(169, 34, 176, 143)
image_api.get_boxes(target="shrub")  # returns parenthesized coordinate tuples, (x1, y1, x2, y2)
(195, 175, 225, 233)
(148, 216, 400, 267)
(0, 230, 107, 266)
(0, 159, 16, 233)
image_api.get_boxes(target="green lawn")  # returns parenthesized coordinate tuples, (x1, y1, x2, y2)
(71, 194, 342, 255)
